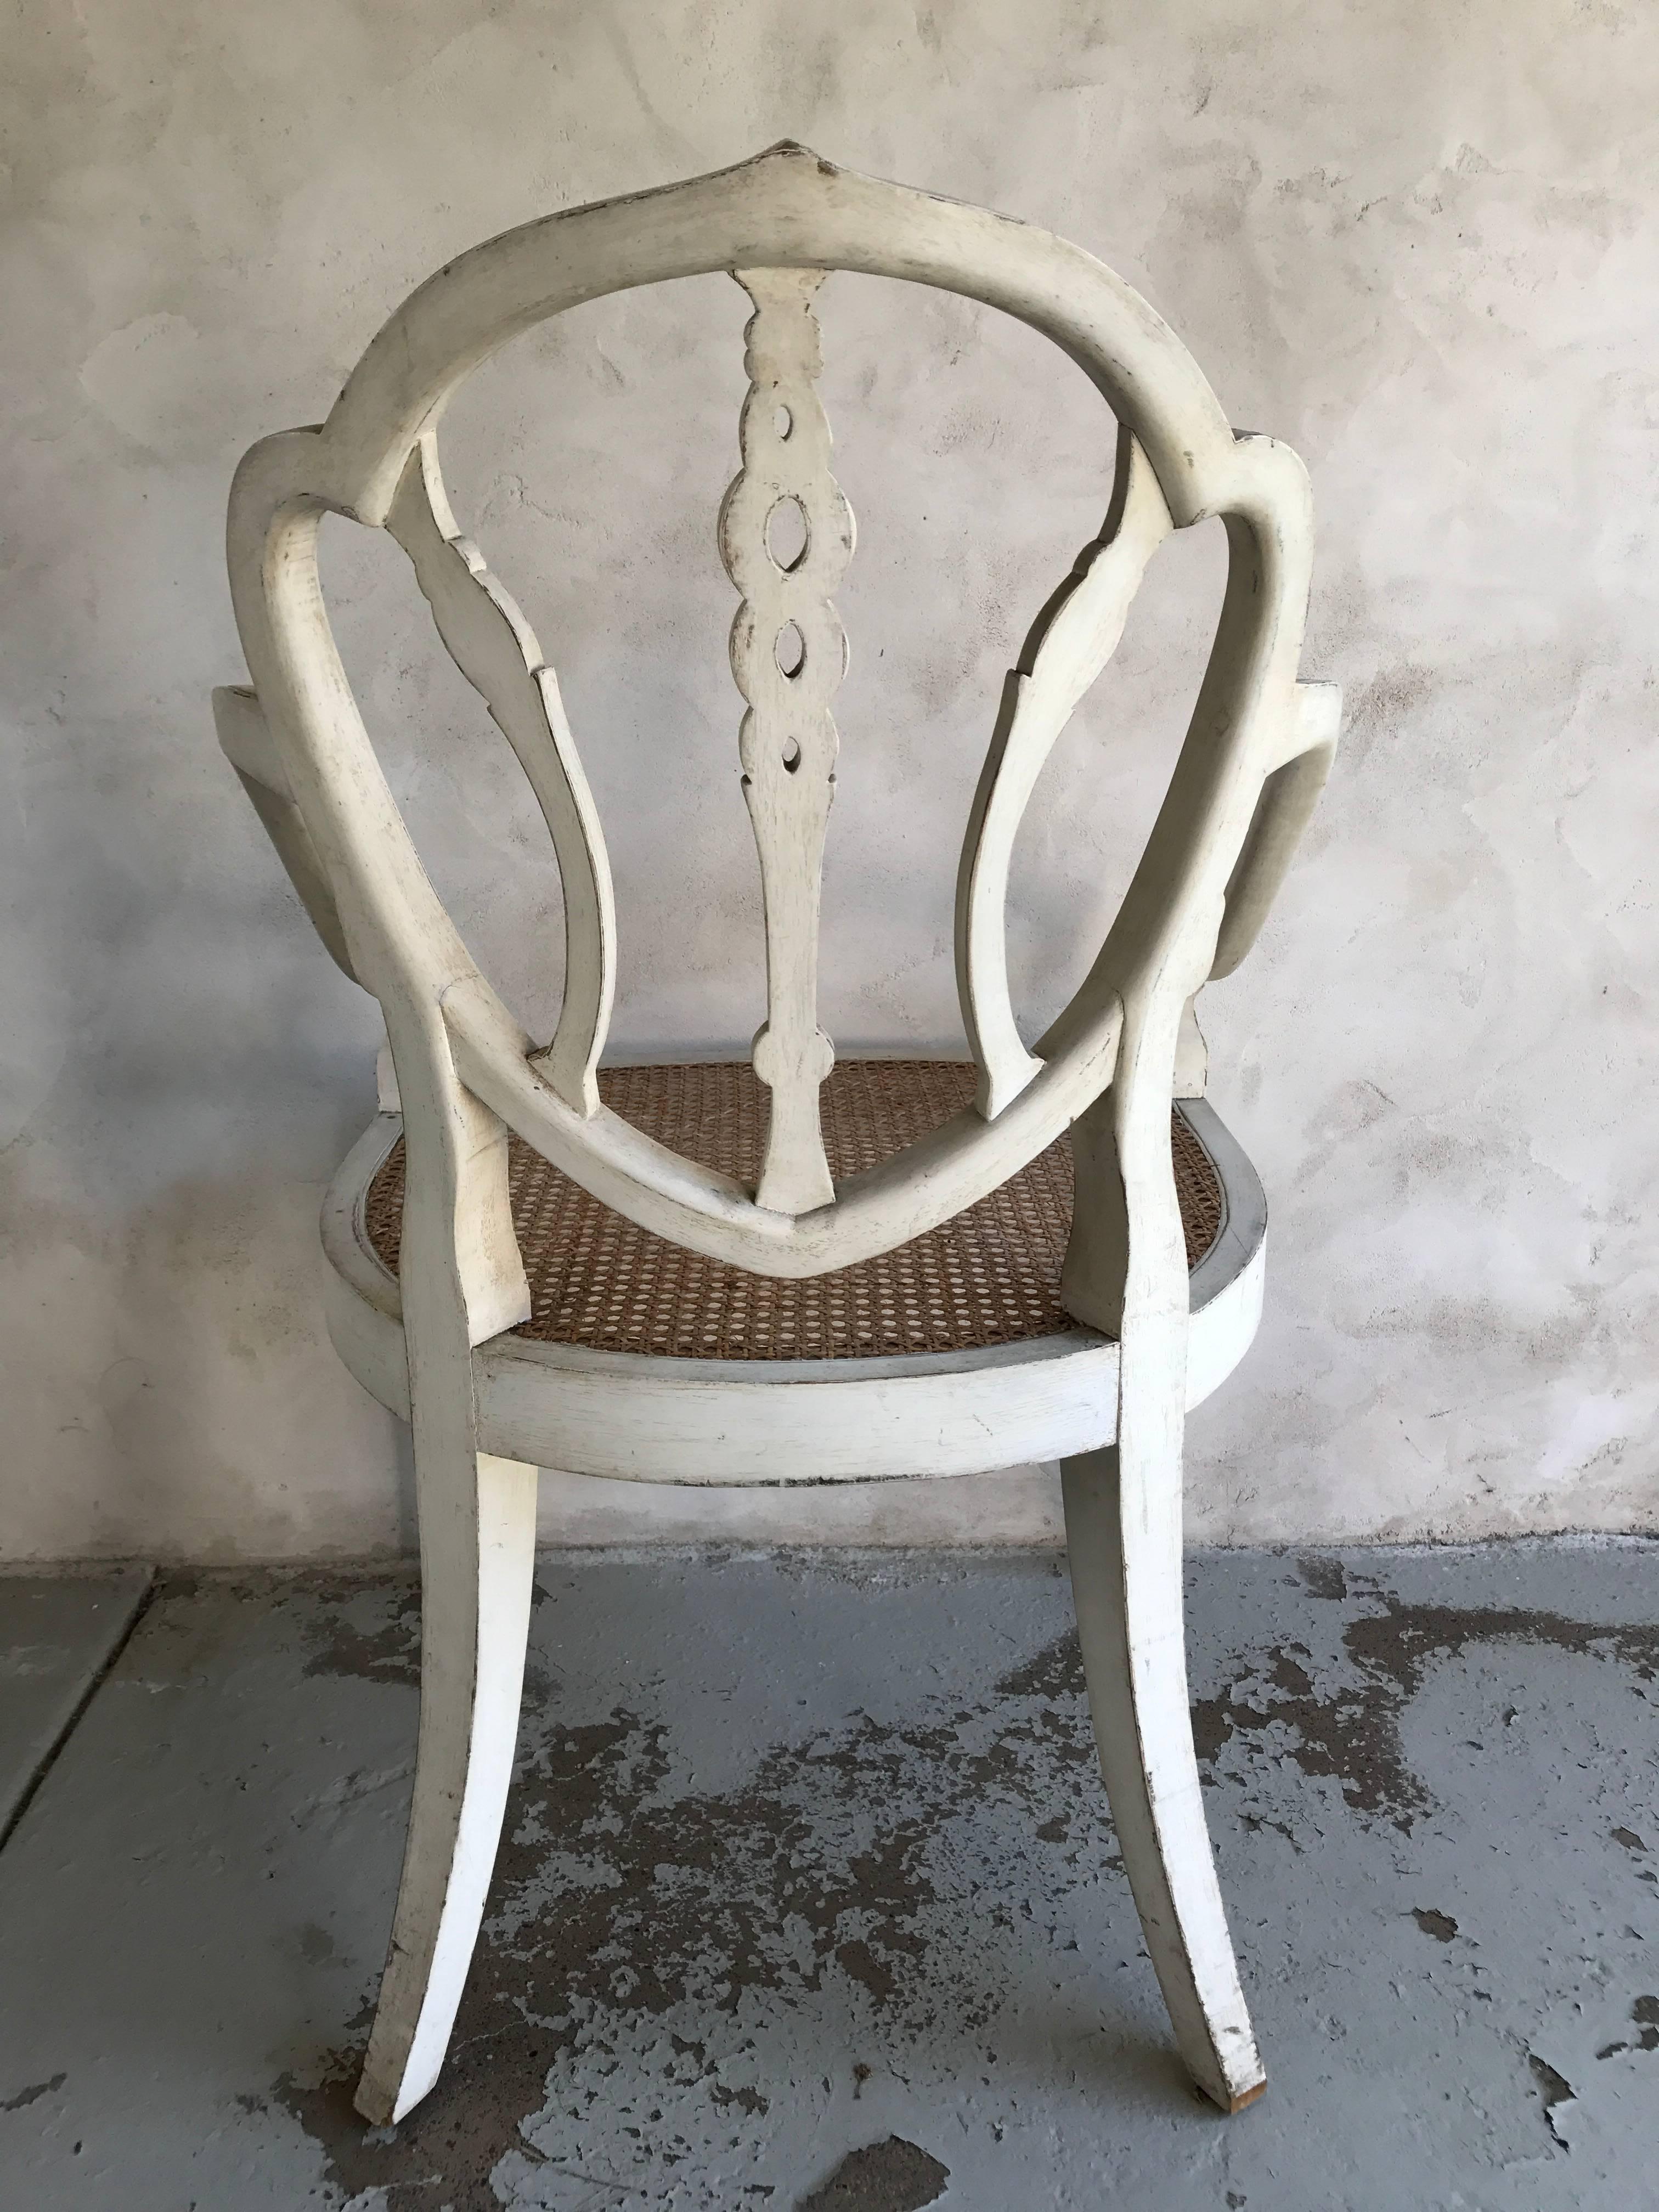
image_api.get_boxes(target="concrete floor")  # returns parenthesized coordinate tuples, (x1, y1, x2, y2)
(1, 1543, 1655, 2210)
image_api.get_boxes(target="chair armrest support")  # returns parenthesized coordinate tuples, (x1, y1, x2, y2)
(213, 684, 359, 985)
(1207, 681, 1339, 982)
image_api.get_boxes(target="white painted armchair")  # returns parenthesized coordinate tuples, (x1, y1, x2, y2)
(215, 145, 1339, 2128)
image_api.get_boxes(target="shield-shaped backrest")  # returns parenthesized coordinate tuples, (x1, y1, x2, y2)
(217, 144, 1337, 1294)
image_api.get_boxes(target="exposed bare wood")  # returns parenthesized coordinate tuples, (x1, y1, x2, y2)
(376, 1039, 402, 1113)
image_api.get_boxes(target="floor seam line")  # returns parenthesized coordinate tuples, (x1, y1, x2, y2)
(0, 1566, 159, 1857)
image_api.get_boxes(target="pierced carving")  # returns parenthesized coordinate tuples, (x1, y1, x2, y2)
(956, 428, 1173, 1119)
(387, 433, 616, 1116)
(719, 268, 854, 1214)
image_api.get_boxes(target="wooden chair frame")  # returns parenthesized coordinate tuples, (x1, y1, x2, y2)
(215, 144, 1339, 2128)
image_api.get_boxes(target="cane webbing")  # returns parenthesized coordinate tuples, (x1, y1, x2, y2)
(362, 1060, 1223, 1361)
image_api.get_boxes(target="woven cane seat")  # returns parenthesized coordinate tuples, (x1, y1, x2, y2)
(363, 1060, 1224, 1363)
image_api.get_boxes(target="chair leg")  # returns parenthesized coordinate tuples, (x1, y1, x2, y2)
(355, 1449, 539, 2126)
(1061, 1443, 1265, 2113)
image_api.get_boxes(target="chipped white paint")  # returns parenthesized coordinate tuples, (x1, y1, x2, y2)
(215, 145, 1337, 2124)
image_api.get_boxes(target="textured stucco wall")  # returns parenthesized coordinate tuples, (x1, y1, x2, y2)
(2, 1, 1656, 1560)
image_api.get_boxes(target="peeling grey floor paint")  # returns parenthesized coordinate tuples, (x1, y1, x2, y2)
(797, 2134, 950, 2210)
(0, 1544, 1655, 2208)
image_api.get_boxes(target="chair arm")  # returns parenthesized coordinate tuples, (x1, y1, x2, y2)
(1208, 681, 1339, 981)
(213, 685, 359, 985)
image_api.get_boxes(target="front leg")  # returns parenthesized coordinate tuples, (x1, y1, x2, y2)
(356, 1023, 538, 2126)
(1060, 1443, 1263, 2111)
(1060, 1068, 1264, 2113)
(357, 1446, 539, 2125)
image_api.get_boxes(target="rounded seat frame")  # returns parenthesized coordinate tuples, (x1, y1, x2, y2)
(215, 144, 1340, 2136)
(323, 1091, 1268, 1483)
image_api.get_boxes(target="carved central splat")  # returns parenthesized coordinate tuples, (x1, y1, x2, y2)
(719, 268, 854, 1214)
